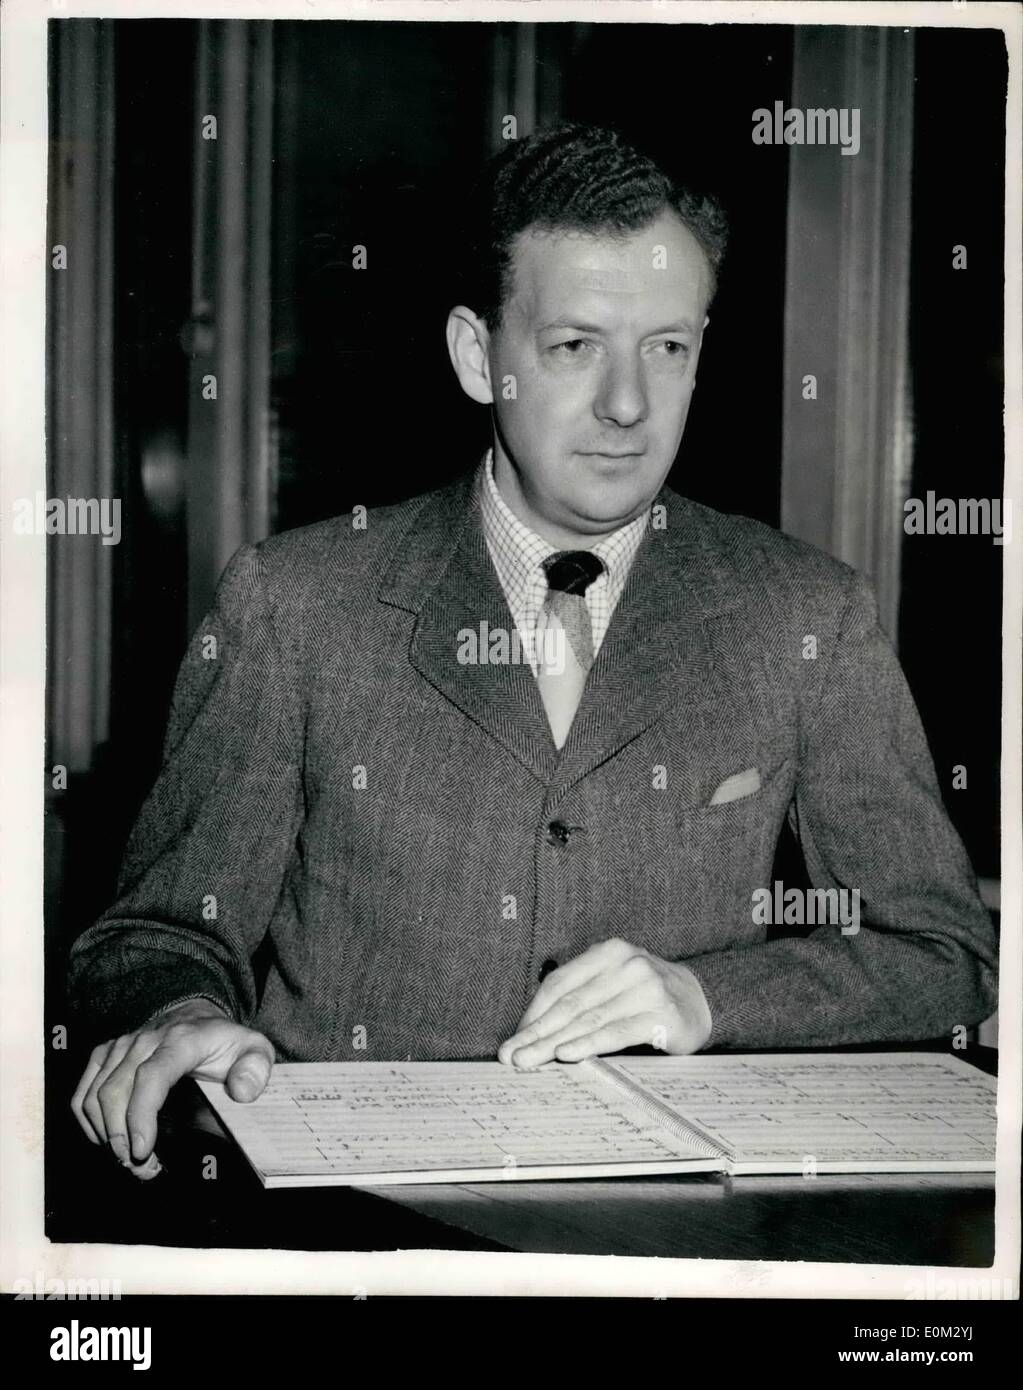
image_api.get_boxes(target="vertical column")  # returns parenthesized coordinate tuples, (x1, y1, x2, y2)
(47, 18, 116, 773)
(185, 19, 275, 629)
(780, 28, 915, 642)
(489, 23, 569, 150)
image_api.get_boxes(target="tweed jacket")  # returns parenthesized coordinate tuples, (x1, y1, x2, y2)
(68, 470, 998, 1059)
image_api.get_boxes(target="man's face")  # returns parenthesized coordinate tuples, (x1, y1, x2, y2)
(486, 209, 711, 542)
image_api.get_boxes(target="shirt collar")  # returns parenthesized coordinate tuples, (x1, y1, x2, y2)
(476, 447, 649, 602)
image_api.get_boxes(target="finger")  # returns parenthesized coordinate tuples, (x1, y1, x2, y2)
(510, 939, 639, 1040)
(126, 1152, 164, 1183)
(96, 1031, 163, 1165)
(501, 952, 654, 1065)
(124, 1029, 212, 1161)
(553, 1013, 663, 1063)
(125, 1027, 274, 1158)
(509, 986, 646, 1070)
(81, 1036, 134, 1145)
(499, 968, 629, 1065)
(516, 939, 635, 1030)
(224, 1043, 274, 1102)
(520, 953, 655, 1046)
(71, 1042, 115, 1144)
(550, 969, 710, 1060)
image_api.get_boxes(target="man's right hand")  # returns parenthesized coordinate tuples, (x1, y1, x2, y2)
(70, 999, 274, 1177)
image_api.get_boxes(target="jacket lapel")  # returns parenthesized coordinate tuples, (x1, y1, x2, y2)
(379, 474, 746, 793)
(378, 472, 558, 783)
(546, 487, 746, 802)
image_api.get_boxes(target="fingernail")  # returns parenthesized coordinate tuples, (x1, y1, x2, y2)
(130, 1132, 148, 1160)
(133, 1153, 163, 1182)
(109, 1135, 129, 1164)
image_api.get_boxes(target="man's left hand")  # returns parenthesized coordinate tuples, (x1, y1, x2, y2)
(497, 938, 713, 1068)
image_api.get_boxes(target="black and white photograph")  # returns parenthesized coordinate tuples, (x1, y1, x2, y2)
(1, 0, 1020, 1349)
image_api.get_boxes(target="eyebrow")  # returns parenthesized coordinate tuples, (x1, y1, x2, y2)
(538, 318, 697, 336)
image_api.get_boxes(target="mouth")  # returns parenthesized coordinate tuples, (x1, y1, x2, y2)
(581, 451, 646, 460)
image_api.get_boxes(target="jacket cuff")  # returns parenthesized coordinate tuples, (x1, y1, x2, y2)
(70, 957, 238, 1046)
(683, 950, 764, 1050)
(141, 994, 232, 1030)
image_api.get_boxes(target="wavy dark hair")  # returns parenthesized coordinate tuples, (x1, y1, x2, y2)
(457, 123, 729, 330)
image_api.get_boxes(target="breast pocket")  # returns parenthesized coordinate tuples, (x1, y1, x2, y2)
(670, 757, 794, 911)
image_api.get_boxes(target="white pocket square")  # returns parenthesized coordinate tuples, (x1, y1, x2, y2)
(708, 767, 761, 806)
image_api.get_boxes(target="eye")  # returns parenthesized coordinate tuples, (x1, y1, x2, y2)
(655, 340, 690, 357)
(550, 339, 591, 357)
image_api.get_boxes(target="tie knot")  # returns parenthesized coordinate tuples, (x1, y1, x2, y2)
(543, 550, 605, 596)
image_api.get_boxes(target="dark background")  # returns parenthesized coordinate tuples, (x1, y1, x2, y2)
(44, 18, 1006, 1243)
(57, 20, 1003, 927)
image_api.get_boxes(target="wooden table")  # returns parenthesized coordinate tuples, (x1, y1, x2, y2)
(360, 1043, 998, 1262)
(360, 1169, 993, 1263)
(46, 1045, 996, 1265)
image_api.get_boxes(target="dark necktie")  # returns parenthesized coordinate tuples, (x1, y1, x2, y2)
(536, 550, 605, 748)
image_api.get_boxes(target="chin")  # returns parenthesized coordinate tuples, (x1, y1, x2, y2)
(567, 489, 649, 530)
(574, 470, 662, 514)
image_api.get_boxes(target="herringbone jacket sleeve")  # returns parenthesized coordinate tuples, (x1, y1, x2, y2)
(684, 569, 999, 1048)
(67, 543, 304, 1041)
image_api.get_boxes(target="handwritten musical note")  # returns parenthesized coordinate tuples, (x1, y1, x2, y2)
(198, 1053, 995, 1186)
(604, 1054, 997, 1167)
(198, 1061, 719, 1186)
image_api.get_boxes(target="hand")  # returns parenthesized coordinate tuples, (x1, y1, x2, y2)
(497, 938, 713, 1069)
(70, 999, 274, 1177)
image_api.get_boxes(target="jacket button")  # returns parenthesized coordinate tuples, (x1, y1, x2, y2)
(538, 958, 558, 982)
(547, 820, 570, 845)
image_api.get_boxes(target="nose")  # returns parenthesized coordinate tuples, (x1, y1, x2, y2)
(593, 353, 648, 429)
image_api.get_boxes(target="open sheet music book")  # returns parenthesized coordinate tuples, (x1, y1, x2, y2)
(197, 1052, 996, 1188)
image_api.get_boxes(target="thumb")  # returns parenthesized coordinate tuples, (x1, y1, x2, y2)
(225, 1046, 273, 1102)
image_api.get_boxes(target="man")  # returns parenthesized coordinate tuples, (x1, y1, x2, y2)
(69, 123, 997, 1175)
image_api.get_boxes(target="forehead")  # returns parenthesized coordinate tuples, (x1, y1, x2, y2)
(505, 211, 710, 324)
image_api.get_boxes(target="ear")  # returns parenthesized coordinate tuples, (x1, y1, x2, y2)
(687, 315, 711, 388)
(697, 314, 711, 361)
(446, 306, 494, 405)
